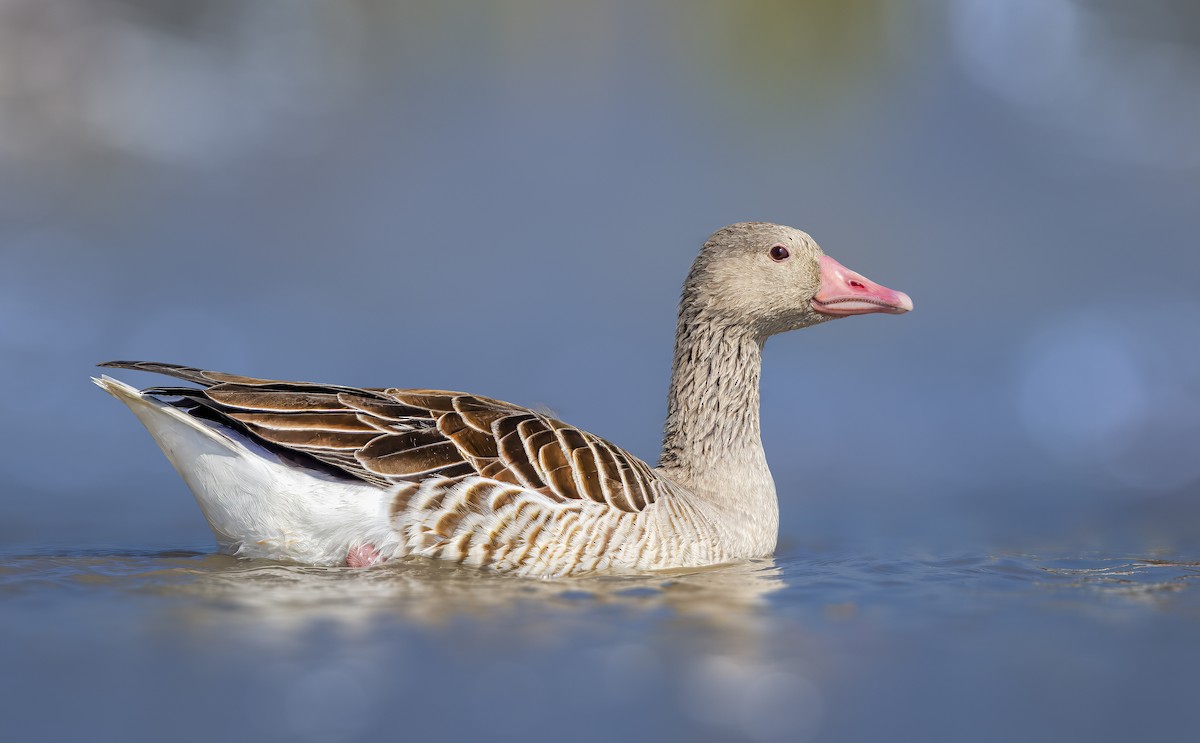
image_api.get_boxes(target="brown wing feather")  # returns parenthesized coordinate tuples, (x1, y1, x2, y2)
(102, 360, 665, 511)
(226, 411, 374, 432)
(435, 412, 498, 460)
(338, 393, 429, 419)
(569, 447, 607, 505)
(207, 389, 347, 412)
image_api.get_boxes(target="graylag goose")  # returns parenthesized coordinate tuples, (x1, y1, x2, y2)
(96, 222, 911, 577)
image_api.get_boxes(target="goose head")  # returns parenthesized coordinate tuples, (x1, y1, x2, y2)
(683, 222, 912, 338)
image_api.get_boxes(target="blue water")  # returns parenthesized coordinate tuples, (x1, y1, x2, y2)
(3, 544, 1197, 742)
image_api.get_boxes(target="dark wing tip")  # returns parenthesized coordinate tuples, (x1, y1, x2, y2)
(98, 360, 145, 369)
(98, 360, 190, 371)
(95, 361, 225, 387)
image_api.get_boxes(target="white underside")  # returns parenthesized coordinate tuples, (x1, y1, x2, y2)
(94, 376, 400, 565)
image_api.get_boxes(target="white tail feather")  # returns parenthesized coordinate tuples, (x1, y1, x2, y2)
(94, 375, 400, 564)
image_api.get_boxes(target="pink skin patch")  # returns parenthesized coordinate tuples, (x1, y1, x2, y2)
(346, 544, 383, 568)
(812, 255, 913, 316)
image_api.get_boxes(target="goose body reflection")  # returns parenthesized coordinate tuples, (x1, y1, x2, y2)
(169, 554, 786, 646)
(96, 223, 910, 576)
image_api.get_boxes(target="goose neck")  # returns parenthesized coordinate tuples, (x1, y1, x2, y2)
(659, 309, 771, 495)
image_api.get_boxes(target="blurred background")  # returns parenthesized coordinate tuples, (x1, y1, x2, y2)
(3, 0, 1197, 553)
(0, 0, 1190, 549)
(3, 3, 1200, 743)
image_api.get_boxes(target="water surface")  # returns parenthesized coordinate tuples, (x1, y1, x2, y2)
(3, 543, 1197, 742)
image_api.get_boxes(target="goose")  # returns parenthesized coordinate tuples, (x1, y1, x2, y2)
(95, 222, 911, 577)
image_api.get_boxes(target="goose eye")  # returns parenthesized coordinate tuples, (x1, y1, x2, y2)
(769, 245, 790, 262)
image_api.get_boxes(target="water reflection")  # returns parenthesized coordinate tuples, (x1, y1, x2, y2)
(156, 555, 785, 650)
(142, 554, 811, 741)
